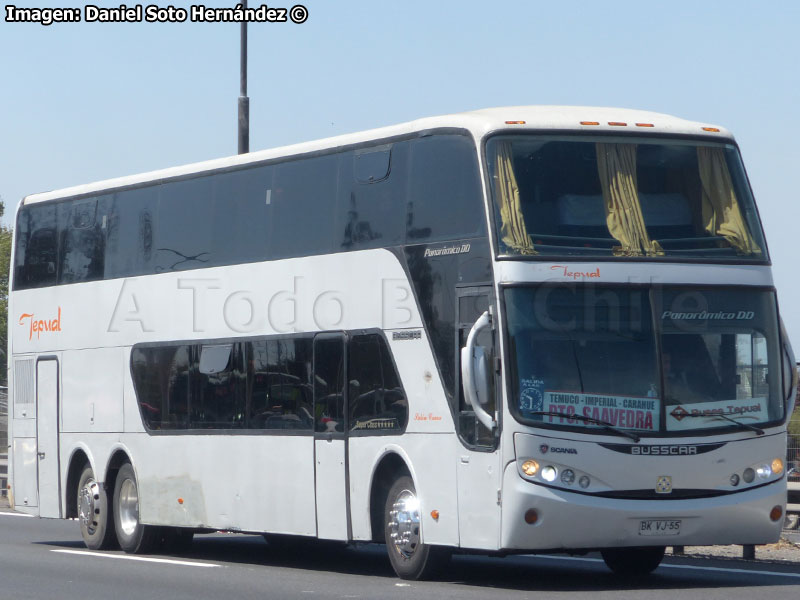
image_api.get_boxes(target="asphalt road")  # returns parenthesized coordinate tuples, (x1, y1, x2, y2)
(2, 509, 800, 600)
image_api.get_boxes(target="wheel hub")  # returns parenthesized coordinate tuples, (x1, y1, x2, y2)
(118, 478, 139, 536)
(388, 490, 420, 558)
(79, 480, 101, 533)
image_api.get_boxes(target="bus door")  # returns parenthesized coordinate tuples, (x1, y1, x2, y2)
(312, 333, 350, 541)
(455, 287, 501, 549)
(36, 357, 61, 518)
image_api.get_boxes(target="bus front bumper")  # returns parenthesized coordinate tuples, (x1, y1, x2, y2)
(501, 464, 786, 551)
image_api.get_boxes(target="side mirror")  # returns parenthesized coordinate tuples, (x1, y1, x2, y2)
(471, 346, 492, 408)
(461, 311, 496, 431)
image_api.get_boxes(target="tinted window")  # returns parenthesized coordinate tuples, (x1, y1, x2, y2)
(59, 197, 108, 284)
(15, 203, 59, 289)
(271, 155, 338, 259)
(212, 165, 272, 264)
(407, 135, 485, 243)
(337, 142, 409, 251)
(314, 336, 345, 432)
(156, 177, 215, 272)
(349, 334, 407, 433)
(105, 186, 158, 278)
(132, 345, 191, 430)
(191, 344, 246, 429)
(248, 337, 313, 430)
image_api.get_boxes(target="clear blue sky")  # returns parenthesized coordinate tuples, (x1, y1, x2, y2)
(2, 0, 799, 350)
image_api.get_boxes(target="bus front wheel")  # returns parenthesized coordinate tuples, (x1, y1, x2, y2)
(383, 475, 450, 580)
(601, 546, 665, 576)
(113, 463, 160, 554)
(77, 464, 117, 550)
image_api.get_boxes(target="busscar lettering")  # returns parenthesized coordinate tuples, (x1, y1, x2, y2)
(5, 5, 81, 26)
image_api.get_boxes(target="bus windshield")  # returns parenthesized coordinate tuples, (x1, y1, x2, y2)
(504, 285, 785, 435)
(486, 136, 767, 260)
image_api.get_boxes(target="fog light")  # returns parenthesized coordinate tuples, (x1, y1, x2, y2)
(541, 466, 557, 482)
(561, 469, 575, 485)
(521, 460, 539, 477)
(578, 475, 591, 489)
(729, 473, 740, 487)
(756, 464, 772, 479)
(524, 509, 539, 524)
(771, 458, 784, 476)
(770, 505, 783, 522)
(743, 468, 755, 483)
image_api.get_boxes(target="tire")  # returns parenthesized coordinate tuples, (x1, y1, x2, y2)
(383, 475, 450, 580)
(113, 463, 161, 554)
(77, 464, 117, 550)
(601, 546, 665, 576)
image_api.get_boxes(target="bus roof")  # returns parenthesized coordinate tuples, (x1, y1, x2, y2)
(22, 105, 732, 206)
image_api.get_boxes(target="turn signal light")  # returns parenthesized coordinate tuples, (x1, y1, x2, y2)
(430, 510, 440, 521)
(770, 505, 783, 522)
(771, 458, 784, 475)
(521, 460, 540, 476)
(702, 127, 720, 132)
(177, 498, 184, 505)
(608, 122, 627, 126)
(524, 509, 539, 524)
(635, 123, 655, 127)
(505, 121, 526, 125)
(580, 121, 600, 126)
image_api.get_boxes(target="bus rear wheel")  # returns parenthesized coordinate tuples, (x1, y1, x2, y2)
(77, 464, 117, 550)
(113, 463, 160, 554)
(601, 546, 665, 576)
(383, 475, 450, 580)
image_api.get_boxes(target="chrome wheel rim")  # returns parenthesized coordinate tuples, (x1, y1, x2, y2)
(388, 489, 420, 558)
(118, 478, 139, 537)
(78, 478, 101, 534)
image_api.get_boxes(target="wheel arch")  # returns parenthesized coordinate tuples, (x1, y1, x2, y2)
(368, 447, 417, 543)
(64, 445, 92, 518)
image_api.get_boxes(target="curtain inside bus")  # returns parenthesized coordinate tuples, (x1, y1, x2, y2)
(493, 142, 536, 255)
(596, 143, 663, 257)
(696, 147, 762, 255)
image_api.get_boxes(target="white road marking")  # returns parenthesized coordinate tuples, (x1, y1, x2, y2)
(0, 511, 34, 518)
(532, 554, 800, 579)
(51, 549, 221, 568)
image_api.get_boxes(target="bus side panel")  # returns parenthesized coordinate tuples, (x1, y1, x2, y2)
(61, 348, 123, 433)
(127, 434, 317, 535)
(348, 434, 460, 546)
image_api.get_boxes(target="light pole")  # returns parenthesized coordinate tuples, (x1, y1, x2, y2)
(238, 0, 249, 154)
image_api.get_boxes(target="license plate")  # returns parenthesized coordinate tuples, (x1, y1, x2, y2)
(639, 519, 681, 536)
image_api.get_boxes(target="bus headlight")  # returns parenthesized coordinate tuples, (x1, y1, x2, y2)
(756, 464, 772, 479)
(541, 466, 558, 482)
(560, 469, 575, 485)
(729, 473, 740, 487)
(743, 467, 755, 483)
(578, 475, 591, 489)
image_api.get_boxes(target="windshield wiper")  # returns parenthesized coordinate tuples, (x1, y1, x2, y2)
(526, 411, 641, 443)
(674, 408, 765, 436)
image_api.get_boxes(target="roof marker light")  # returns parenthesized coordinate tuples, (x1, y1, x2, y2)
(505, 120, 526, 125)
(635, 123, 655, 127)
(608, 122, 627, 127)
(702, 127, 720, 132)
(580, 121, 600, 126)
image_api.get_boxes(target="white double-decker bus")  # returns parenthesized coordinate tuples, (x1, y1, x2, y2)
(6, 107, 797, 579)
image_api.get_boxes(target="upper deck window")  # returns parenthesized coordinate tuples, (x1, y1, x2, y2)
(486, 135, 767, 261)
